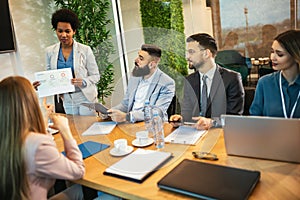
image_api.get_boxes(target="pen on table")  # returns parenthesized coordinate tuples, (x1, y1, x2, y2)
(183, 122, 196, 125)
(168, 120, 182, 123)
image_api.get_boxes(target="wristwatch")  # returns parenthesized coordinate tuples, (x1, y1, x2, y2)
(210, 119, 218, 128)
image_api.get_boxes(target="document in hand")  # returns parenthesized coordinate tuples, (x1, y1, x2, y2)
(165, 126, 207, 145)
(34, 68, 75, 97)
(158, 159, 260, 200)
(104, 148, 172, 183)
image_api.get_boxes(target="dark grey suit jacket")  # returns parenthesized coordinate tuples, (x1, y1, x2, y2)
(181, 65, 244, 122)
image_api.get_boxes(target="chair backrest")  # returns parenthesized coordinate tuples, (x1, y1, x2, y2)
(216, 50, 249, 86)
(243, 87, 255, 115)
(216, 50, 246, 65)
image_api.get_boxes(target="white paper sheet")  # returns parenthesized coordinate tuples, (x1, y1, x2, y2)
(82, 121, 117, 136)
(35, 68, 75, 97)
(165, 126, 207, 145)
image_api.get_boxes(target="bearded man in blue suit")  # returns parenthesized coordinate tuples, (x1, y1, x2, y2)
(108, 44, 175, 123)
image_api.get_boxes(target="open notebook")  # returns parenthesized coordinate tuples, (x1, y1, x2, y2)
(104, 148, 172, 183)
(158, 159, 260, 200)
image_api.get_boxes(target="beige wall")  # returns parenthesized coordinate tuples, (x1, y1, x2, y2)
(183, 0, 213, 37)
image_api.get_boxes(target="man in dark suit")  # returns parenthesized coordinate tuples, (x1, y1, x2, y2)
(170, 33, 244, 130)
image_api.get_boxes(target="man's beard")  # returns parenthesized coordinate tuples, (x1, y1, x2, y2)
(132, 62, 151, 77)
(188, 60, 202, 70)
(188, 62, 196, 70)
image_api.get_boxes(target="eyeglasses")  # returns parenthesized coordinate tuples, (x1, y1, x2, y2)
(186, 49, 206, 55)
(192, 151, 218, 161)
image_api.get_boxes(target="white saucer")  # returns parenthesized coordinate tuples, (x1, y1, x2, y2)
(47, 127, 59, 135)
(132, 138, 154, 147)
(110, 146, 134, 157)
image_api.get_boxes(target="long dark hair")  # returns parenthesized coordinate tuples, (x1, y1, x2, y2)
(275, 29, 300, 68)
(0, 76, 46, 199)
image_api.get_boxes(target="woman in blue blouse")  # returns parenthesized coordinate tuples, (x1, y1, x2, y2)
(250, 30, 300, 118)
(45, 8, 100, 115)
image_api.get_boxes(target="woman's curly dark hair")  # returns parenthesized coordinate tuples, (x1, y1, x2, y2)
(51, 8, 80, 31)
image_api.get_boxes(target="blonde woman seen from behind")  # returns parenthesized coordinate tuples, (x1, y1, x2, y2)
(0, 76, 85, 200)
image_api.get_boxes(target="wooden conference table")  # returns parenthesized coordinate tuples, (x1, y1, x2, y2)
(54, 115, 300, 200)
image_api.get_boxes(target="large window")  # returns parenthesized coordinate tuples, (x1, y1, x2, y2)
(212, 0, 295, 58)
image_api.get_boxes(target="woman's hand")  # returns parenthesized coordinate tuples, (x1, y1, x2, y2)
(49, 114, 73, 140)
(32, 81, 41, 90)
(43, 98, 54, 117)
(71, 78, 84, 87)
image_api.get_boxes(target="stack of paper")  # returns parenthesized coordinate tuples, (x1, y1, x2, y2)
(165, 126, 206, 145)
(82, 121, 117, 136)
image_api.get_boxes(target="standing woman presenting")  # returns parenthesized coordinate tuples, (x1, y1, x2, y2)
(39, 8, 100, 115)
(250, 30, 300, 118)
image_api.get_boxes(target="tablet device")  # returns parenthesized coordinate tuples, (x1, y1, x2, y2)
(81, 103, 111, 114)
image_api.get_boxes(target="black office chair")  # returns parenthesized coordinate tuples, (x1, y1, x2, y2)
(243, 87, 255, 115)
(167, 95, 178, 118)
(215, 50, 249, 86)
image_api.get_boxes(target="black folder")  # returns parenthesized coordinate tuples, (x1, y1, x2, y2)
(157, 159, 260, 200)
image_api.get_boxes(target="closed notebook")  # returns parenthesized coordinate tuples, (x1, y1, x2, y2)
(104, 148, 172, 183)
(158, 159, 260, 200)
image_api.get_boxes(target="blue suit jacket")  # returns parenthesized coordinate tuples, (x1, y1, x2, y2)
(113, 68, 175, 122)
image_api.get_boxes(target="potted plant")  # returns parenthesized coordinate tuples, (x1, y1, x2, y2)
(140, 0, 188, 113)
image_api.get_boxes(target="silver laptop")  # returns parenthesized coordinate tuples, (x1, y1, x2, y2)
(221, 115, 300, 163)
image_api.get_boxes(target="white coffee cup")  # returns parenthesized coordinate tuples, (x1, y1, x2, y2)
(136, 131, 149, 145)
(114, 139, 127, 152)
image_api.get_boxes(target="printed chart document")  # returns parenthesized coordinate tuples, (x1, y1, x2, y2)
(35, 68, 75, 97)
(165, 126, 207, 145)
(82, 121, 117, 136)
(104, 148, 172, 183)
